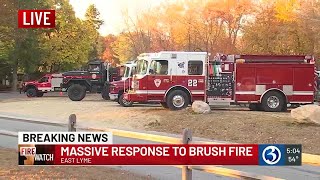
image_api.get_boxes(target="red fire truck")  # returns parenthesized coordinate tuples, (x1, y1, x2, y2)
(122, 51, 317, 111)
(22, 73, 64, 97)
(109, 61, 136, 106)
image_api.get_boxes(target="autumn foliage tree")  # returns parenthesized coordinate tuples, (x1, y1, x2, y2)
(100, 0, 319, 67)
(1, 0, 106, 90)
(241, 0, 320, 63)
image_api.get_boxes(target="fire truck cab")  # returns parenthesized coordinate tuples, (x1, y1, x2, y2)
(123, 51, 316, 111)
(124, 51, 207, 109)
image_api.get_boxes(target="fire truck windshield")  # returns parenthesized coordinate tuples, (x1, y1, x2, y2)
(136, 60, 148, 75)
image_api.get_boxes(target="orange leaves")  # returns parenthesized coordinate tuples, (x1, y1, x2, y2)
(204, 0, 253, 20)
(274, 0, 301, 22)
(101, 35, 117, 64)
(100, 0, 319, 64)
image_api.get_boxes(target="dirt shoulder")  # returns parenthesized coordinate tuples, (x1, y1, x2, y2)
(144, 108, 320, 154)
(1, 94, 319, 154)
(0, 148, 152, 180)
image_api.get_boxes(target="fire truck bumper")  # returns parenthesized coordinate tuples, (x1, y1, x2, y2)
(124, 92, 147, 102)
(109, 93, 118, 101)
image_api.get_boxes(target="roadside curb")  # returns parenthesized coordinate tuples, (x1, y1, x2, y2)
(1, 114, 319, 166)
(0, 114, 66, 127)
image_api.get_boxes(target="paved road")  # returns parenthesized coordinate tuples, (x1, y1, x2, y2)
(0, 117, 319, 180)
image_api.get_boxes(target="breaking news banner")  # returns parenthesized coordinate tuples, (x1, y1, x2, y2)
(18, 132, 302, 166)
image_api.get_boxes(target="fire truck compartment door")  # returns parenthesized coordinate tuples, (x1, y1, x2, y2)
(51, 77, 63, 88)
(292, 67, 315, 102)
(235, 65, 256, 101)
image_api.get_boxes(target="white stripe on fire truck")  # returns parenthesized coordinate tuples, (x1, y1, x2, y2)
(136, 90, 313, 95)
(135, 90, 166, 94)
(235, 91, 314, 95)
(135, 90, 205, 95)
(292, 91, 314, 95)
(38, 87, 52, 91)
(235, 91, 255, 95)
(191, 91, 205, 94)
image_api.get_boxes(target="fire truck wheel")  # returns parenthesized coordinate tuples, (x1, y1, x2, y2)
(119, 94, 133, 107)
(160, 102, 169, 108)
(261, 91, 285, 112)
(167, 90, 189, 110)
(67, 84, 86, 101)
(26, 88, 37, 97)
(36, 92, 44, 97)
(102, 93, 110, 100)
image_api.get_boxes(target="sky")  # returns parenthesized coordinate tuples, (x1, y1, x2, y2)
(69, 0, 166, 36)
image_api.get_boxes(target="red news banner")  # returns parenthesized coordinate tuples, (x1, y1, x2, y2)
(55, 144, 258, 165)
(18, 132, 258, 166)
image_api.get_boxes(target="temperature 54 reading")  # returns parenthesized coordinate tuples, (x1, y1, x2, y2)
(188, 79, 197, 87)
(288, 156, 299, 163)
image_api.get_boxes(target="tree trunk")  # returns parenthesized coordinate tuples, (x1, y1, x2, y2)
(11, 63, 18, 91)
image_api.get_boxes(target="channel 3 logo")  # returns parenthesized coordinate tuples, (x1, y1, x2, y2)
(262, 146, 281, 165)
(259, 144, 284, 166)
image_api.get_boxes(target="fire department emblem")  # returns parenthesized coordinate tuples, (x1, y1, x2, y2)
(92, 74, 97, 79)
(154, 79, 161, 87)
(178, 62, 185, 68)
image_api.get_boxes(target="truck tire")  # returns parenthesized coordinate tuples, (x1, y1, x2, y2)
(261, 91, 285, 112)
(166, 90, 189, 110)
(160, 102, 169, 109)
(36, 92, 44, 97)
(101, 85, 110, 100)
(26, 88, 37, 97)
(67, 84, 86, 101)
(116, 91, 123, 104)
(119, 94, 133, 107)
